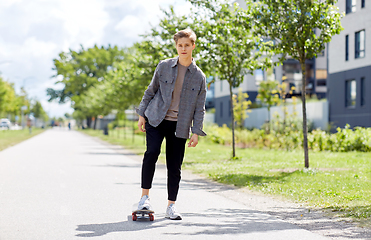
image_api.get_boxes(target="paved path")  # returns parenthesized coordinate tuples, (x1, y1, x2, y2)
(0, 129, 368, 239)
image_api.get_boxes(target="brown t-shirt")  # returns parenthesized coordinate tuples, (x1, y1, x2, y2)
(165, 63, 188, 121)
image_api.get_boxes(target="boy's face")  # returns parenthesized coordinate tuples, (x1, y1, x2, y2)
(175, 37, 195, 59)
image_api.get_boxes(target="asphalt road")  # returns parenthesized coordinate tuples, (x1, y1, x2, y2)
(0, 128, 337, 239)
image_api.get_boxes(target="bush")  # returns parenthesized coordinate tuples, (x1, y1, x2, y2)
(205, 123, 371, 152)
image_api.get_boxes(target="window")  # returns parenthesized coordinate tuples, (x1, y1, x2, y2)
(345, 35, 349, 61)
(355, 30, 365, 58)
(361, 77, 365, 106)
(346, 79, 356, 107)
(346, 0, 356, 14)
(317, 79, 326, 86)
(362, 0, 365, 8)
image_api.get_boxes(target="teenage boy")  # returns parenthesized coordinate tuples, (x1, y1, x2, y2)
(136, 29, 207, 220)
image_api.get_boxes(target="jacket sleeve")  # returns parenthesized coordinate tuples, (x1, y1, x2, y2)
(191, 74, 207, 136)
(136, 62, 162, 117)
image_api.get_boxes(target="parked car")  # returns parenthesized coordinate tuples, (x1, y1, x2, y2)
(0, 118, 11, 130)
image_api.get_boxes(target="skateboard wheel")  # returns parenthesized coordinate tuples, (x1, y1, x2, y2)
(132, 213, 137, 221)
(149, 214, 154, 221)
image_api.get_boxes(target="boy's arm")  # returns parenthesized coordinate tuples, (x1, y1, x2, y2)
(191, 75, 207, 137)
(136, 62, 162, 117)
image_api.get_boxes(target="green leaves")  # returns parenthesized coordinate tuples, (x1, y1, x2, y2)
(31, 100, 48, 121)
(48, 45, 127, 120)
(0, 76, 29, 116)
(252, 0, 343, 60)
(48, 45, 125, 104)
(191, 0, 274, 85)
(257, 80, 281, 110)
(233, 88, 252, 129)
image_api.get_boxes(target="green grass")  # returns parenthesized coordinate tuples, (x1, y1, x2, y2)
(81, 127, 371, 226)
(79, 127, 148, 155)
(0, 128, 46, 151)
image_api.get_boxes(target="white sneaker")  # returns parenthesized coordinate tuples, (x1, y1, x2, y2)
(165, 203, 182, 220)
(137, 195, 152, 210)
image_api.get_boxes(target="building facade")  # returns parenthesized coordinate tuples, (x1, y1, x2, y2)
(328, 0, 370, 128)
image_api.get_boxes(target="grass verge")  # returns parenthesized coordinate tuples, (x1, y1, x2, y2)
(81, 127, 371, 227)
(0, 128, 46, 151)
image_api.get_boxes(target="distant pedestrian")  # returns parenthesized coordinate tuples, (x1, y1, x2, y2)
(136, 29, 207, 220)
(68, 122, 71, 130)
(26, 117, 32, 134)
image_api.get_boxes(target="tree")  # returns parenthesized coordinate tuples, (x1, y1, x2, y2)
(0, 77, 9, 116)
(31, 100, 48, 127)
(0, 77, 17, 116)
(277, 82, 296, 132)
(104, 48, 150, 113)
(137, 5, 212, 78)
(72, 110, 86, 128)
(252, 0, 343, 168)
(47, 45, 125, 128)
(0, 76, 29, 120)
(189, 0, 273, 158)
(256, 80, 281, 130)
(48, 45, 125, 103)
(64, 113, 72, 119)
(233, 88, 251, 129)
(72, 83, 112, 122)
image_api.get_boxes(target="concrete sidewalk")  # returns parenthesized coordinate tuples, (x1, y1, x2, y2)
(0, 129, 369, 239)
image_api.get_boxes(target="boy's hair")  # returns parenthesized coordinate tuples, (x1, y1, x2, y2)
(173, 29, 197, 45)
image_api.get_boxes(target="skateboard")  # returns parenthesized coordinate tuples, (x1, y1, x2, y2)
(132, 209, 155, 221)
(132, 204, 154, 221)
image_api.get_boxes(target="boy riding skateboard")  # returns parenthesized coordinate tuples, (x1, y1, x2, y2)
(136, 29, 207, 220)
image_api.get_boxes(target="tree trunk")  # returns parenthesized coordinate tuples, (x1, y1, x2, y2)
(229, 84, 236, 158)
(93, 116, 98, 130)
(86, 117, 92, 128)
(300, 60, 309, 168)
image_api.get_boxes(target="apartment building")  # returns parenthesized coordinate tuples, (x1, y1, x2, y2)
(328, 0, 370, 128)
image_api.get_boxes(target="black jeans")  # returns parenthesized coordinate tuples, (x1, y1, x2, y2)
(141, 120, 187, 201)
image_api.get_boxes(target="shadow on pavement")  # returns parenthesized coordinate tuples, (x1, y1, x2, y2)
(84, 152, 138, 156)
(91, 163, 166, 170)
(181, 171, 294, 193)
(75, 217, 166, 237)
(92, 163, 142, 168)
(75, 208, 299, 237)
(181, 178, 235, 193)
(181, 179, 371, 239)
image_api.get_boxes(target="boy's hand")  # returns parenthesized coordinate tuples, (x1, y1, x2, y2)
(138, 116, 146, 132)
(188, 134, 199, 147)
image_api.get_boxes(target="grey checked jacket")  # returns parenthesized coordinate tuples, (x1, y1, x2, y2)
(136, 57, 207, 139)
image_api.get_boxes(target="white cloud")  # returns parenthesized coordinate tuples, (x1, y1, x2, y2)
(0, 0, 22, 9)
(114, 15, 142, 39)
(0, 0, 191, 118)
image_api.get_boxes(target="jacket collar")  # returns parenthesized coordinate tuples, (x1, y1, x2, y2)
(171, 57, 197, 74)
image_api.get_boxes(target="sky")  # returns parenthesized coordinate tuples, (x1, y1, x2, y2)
(0, 0, 192, 118)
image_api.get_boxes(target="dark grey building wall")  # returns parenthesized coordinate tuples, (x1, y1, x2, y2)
(215, 91, 258, 126)
(328, 65, 371, 128)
